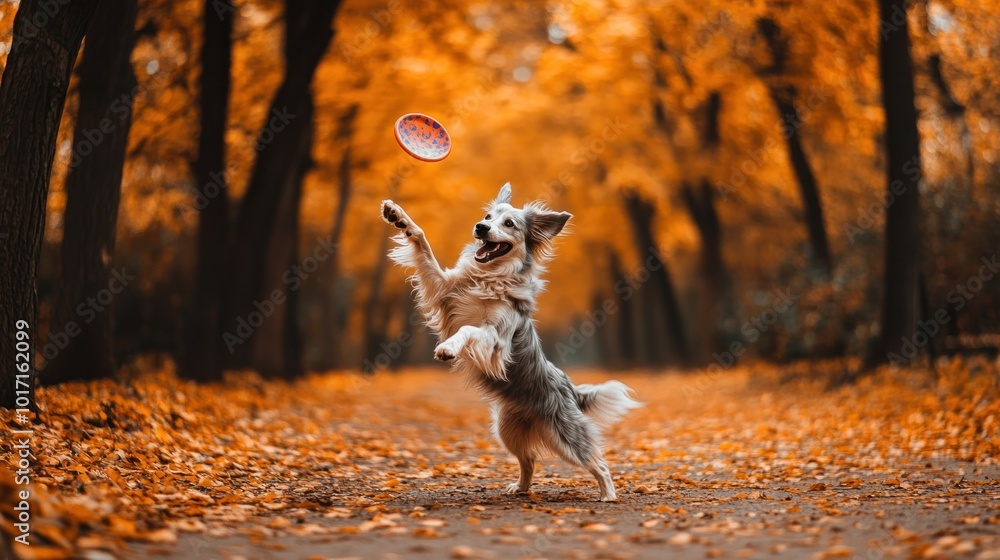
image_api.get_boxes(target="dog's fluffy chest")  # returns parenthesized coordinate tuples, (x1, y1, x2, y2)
(468, 276, 528, 301)
(438, 276, 537, 338)
(441, 284, 511, 337)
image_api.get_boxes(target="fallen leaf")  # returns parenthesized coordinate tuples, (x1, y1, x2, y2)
(668, 532, 693, 546)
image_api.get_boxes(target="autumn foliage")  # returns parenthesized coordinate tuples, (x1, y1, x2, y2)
(2, 358, 999, 558)
(0, 0, 997, 373)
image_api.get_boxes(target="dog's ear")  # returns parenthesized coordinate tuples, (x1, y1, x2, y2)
(527, 207, 572, 244)
(491, 182, 513, 206)
(524, 204, 571, 260)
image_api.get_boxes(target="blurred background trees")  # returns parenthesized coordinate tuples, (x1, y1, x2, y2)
(44, 0, 140, 385)
(869, 0, 924, 370)
(0, 0, 98, 407)
(184, 0, 234, 382)
(1, 0, 998, 399)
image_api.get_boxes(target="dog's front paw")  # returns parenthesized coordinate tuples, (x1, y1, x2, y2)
(381, 200, 422, 238)
(598, 490, 618, 502)
(380, 200, 408, 229)
(433, 340, 459, 362)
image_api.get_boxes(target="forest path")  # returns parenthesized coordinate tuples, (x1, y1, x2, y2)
(117, 364, 999, 560)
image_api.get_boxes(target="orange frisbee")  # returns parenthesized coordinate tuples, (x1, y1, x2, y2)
(394, 113, 451, 162)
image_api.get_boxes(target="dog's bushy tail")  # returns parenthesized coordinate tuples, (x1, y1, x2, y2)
(575, 381, 642, 427)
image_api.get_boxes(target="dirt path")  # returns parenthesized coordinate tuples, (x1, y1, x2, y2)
(137, 460, 998, 560)
(119, 366, 999, 560)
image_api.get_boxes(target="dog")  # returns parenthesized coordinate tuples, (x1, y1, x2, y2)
(379, 183, 640, 501)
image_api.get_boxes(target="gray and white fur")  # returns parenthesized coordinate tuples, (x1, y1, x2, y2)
(379, 183, 641, 501)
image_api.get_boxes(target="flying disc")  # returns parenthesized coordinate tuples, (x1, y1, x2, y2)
(394, 113, 451, 162)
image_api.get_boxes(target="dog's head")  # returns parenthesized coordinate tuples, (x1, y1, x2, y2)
(470, 183, 572, 270)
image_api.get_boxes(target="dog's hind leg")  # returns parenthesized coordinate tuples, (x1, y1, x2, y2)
(584, 456, 616, 502)
(542, 414, 617, 502)
(493, 407, 537, 494)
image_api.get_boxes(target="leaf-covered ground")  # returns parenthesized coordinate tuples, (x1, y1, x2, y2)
(2, 357, 999, 559)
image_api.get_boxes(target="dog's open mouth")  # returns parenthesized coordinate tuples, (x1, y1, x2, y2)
(475, 240, 513, 263)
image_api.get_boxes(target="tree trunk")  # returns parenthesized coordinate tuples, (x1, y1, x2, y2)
(769, 88, 833, 272)
(250, 98, 312, 378)
(919, 272, 936, 368)
(756, 18, 833, 272)
(686, 90, 729, 362)
(927, 52, 974, 187)
(183, 0, 233, 382)
(681, 181, 726, 362)
(363, 234, 391, 371)
(42, 0, 139, 385)
(648, 32, 733, 364)
(0, 0, 99, 409)
(222, 0, 343, 369)
(594, 246, 635, 369)
(869, 0, 922, 367)
(244, 0, 324, 378)
(702, 91, 721, 148)
(282, 171, 305, 377)
(319, 104, 357, 367)
(621, 191, 691, 366)
(607, 249, 635, 368)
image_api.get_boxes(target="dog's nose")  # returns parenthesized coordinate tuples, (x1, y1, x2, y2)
(475, 223, 491, 235)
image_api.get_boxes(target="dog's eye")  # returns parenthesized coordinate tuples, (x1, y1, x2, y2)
(485, 214, 491, 220)
(503, 219, 514, 228)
